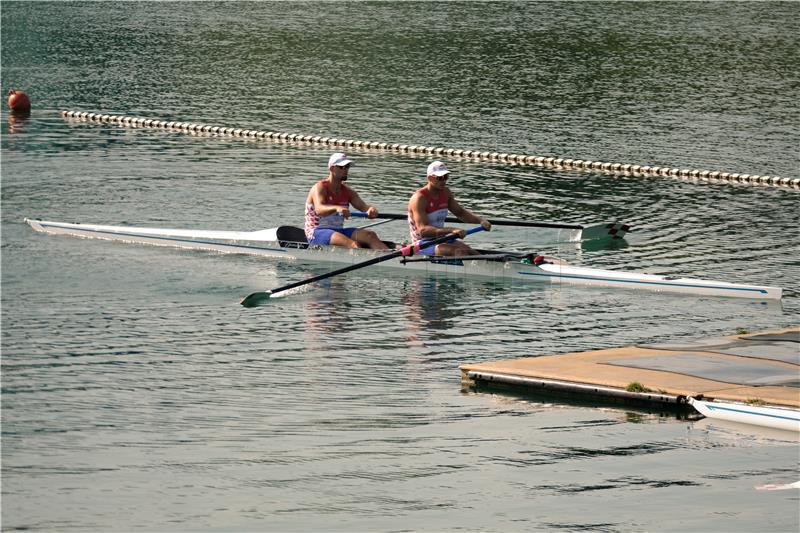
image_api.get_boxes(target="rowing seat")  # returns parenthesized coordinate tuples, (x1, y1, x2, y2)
(276, 226, 309, 249)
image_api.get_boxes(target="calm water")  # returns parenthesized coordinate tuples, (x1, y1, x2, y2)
(2, 2, 799, 531)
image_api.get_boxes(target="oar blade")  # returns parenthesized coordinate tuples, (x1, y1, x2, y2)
(240, 290, 273, 307)
(578, 222, 630, 241)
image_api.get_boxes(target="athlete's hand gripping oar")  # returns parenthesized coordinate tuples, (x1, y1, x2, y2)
(240, 226, 486, 307)
(352, 212, 629, 239)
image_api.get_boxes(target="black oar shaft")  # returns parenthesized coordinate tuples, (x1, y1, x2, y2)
(477, 218, 583, 229)
(353, 212, 584, 230)
(240, 226, 485, 306)
(269, 250, 403, 295)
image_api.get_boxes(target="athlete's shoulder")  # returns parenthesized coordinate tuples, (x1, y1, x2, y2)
(412, 185, 429, 198)
(410, 187, 427, 202)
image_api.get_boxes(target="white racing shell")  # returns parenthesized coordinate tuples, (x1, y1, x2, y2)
(24, 218, 782, 300)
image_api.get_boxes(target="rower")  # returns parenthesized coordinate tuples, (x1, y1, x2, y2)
(304, 153, 390, 250)
(407, 161, 492, 257)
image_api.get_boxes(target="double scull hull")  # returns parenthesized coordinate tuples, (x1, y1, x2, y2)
(24, 218, 782, 300)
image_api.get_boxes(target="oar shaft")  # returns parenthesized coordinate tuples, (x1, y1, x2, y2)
(478, 218, 582, 229)
(357, 218, 394, 229)
(267, 250, 403, 295)
(352, 211, 584, 230)
(241, 226, 485, 306)
(271, 227, 482, 295)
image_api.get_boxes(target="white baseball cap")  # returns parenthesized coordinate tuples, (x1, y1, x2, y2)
(328, 152, 353, 168)
(427, 160, 450, 177)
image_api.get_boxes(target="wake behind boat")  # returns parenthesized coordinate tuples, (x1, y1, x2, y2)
(24, 218, 783, 300)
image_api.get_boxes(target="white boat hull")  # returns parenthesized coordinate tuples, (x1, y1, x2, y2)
(689, 397, 800, 432)
(24, 218, 783, 300)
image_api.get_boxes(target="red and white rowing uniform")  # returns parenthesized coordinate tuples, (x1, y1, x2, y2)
(304, 179, 353, 241)
(408, 186, 449, 242)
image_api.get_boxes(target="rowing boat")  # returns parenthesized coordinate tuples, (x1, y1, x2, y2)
(688, 397, 800, 432)
(24, 218, 783, 300)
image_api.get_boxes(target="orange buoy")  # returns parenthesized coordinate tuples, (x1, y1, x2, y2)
(7, 90, 31, 112)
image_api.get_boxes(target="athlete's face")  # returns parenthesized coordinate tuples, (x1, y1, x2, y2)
(332, 164, 351, 180)
(428, 173, 449, 189)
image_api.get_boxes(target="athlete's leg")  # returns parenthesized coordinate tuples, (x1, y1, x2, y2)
(328, 231, 360, 248)
(434, 241, 476, 256)
(352, 228, 390, 250)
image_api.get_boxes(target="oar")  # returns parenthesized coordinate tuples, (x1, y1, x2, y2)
(357, 218, 395, 229)
(240, 226, 485, 307)
(352, 211, 582, 229)
(352, 212, 629, 240)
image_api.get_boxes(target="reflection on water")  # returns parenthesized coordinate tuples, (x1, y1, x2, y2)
(579, 235, 630, 253)
(690, 417, 800, 445)
(401, 277, 471, 335)
(301, 276, 359, 349)
(7, 110, 31, 134)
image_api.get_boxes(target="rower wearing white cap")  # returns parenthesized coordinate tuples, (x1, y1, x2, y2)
(304, 153, 389, 250)
(407, 161, 492, 256)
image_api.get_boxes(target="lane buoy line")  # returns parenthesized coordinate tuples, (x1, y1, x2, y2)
(61, 111, 798, 189)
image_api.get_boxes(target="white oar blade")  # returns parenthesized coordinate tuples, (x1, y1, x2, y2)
(578, 222, 630, 242)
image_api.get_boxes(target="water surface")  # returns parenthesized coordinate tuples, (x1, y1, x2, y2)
(2, 2, 799, 531)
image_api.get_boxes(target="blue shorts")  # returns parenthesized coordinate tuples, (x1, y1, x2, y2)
(415, 240, 437, 256)
(310, 227, 358, 246)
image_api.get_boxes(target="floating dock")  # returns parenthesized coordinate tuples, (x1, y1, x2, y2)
(461, 327, 799, 410)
